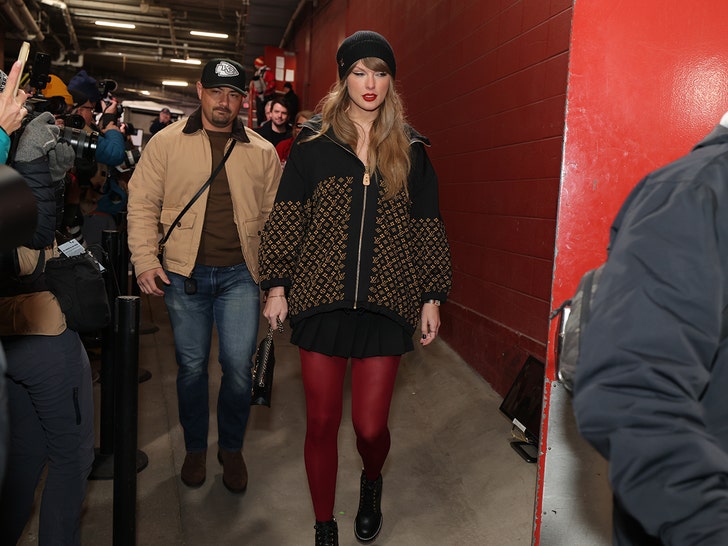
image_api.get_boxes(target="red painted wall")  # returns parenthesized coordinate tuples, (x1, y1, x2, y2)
(288, 0, 573, 395)
(429, 1, 572, 395)
(535, 2, 728, 542)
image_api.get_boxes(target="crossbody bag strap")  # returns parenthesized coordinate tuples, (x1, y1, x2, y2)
(158, 140, 236, 249)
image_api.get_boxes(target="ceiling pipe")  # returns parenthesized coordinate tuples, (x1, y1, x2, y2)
(89, 35, 237, 57)
(0, 0, 27, 38)
(83, 49, 163, 64)
(52, 52, 84, 67)
(279, 0, 307, 49)
(61, 7, 80, 52)
(166, 11, 178, 58)
(235, 0, 249, 53)
(41, 0, 80, 52)
(70, 0, 169, 15)
(12, 0, 44, 41)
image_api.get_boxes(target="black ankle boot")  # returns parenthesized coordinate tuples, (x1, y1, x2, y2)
(314, 518, 338, 546)
(355, 470, 383, 543)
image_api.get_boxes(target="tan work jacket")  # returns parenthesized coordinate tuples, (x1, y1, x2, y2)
(127, 109, 282, 282)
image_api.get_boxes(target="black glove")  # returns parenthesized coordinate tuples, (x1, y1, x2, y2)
(14, 112, 60, 163)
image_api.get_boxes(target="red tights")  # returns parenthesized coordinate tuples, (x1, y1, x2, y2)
(299, 348, 400, 522)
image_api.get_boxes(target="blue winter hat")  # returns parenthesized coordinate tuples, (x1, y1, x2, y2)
(67, 70, 101, 104)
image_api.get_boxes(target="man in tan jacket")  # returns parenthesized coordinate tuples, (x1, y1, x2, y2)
(127, 58, 281, 493)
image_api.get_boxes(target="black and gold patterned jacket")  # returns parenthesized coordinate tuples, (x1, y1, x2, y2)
(259, 116, 451, 334)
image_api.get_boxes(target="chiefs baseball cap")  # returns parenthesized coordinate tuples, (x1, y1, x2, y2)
(201, 59, 246, 94)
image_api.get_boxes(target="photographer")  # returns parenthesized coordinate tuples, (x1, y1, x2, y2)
(67, 92, 126, 245)
(149, 106, 172, 135)
(0, 109, 91, 545)
(96, 121, 139, 220)
(67, 70, 126, 169)
(71, 92, 125, 166)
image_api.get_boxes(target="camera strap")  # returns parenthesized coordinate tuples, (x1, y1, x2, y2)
(158, 140, 236, 253)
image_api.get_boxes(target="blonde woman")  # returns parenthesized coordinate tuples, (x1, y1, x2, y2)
(259, 30, 451, 546)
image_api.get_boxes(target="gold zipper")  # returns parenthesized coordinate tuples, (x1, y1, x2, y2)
(321, 132, 370, 310)
(354, 167, 370, 308)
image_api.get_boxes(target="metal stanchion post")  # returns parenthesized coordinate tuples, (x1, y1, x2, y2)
(91, 232, 152, 481)
(118, 230, 130, 296)
(113, 296, 148, 546)
(90, 230, 120, 479)
(119, 231, 153, 382)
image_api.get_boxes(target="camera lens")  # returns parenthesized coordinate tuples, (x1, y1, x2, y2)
(59, 127, 99, 159)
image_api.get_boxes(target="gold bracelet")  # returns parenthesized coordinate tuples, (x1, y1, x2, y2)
(424, 299, 440, 306)
(267, 294, 286, 298)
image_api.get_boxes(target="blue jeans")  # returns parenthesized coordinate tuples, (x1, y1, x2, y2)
(165, 262, 260, 452)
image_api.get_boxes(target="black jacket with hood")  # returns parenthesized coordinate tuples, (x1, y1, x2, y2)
(259, 116, 451, 334)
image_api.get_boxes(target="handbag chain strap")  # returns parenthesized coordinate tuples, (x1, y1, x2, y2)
(158, 140, 236, 251)
(255, 318, 284, 387)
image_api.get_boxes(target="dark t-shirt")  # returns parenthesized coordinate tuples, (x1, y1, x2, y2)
(196, 131, 244, 266)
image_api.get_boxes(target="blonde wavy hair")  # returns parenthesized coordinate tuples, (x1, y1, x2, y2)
(314, 57, 411, 199)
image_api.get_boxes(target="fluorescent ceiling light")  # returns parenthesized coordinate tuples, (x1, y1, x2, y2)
(162, 80, 189, 87)
(95, 21, 136, 29)
(190, 30, 228, 39)
(41, 0, 67, 8)
(170, 58, 202, 65)
(140, 90, 150, 96)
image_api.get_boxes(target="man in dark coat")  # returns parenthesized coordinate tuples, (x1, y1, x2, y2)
(150, 107, 172, 135)
(574, 112, 728, 545)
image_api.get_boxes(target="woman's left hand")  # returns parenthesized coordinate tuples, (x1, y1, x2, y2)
(263, 287, 288, 329)
(420, 303, 441, 346)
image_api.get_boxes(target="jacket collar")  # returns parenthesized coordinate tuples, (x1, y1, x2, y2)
(182, 107, 250, 143)
(302, 114, 430, 146)
(693, 123, 728, 151)
(301, 115, 324, 137)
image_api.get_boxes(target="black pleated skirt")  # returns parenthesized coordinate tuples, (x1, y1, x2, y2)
(291, 308, 413, 358)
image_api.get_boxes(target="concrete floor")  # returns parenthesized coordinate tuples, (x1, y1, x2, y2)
(17, 295, 538, 546)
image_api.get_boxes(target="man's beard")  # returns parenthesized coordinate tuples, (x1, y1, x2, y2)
(210, 108, 233, 127)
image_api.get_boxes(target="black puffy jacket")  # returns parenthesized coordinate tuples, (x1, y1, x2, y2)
(14, 157, 61, 249)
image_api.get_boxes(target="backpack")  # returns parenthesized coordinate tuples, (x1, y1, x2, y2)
(550, 264, 605, 393)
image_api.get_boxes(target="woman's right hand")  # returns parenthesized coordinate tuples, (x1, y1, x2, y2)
(263, 287, 288, 329)
(0, 60, 28, 136)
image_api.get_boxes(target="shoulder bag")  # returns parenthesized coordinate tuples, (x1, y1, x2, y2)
(45, 249, 110, 333)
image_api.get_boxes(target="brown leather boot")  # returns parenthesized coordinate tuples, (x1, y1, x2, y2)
(217, 449, 248, 493)
(180, 451, 207, 487)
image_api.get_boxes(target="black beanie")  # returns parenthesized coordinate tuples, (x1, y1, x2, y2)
(336, 30, 396, 80)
